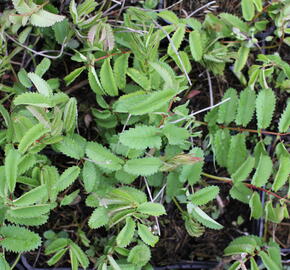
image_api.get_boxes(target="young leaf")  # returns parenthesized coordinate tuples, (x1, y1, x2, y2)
(100, 58, 118, 96)
(189, 30, 203, 62)
(249, 192, 263, 219)
(272, 156, 290, 192)
(64, 66, 86, 86)
(241, 0, 255, 21)
(259, 251, 280, 270)
(167, 25, 185, 56)
(127, 244, 151, 267)
(45, 238, 70, 255)
(252, 154, 273, 187)
(187, 203, 223, 230)
(0, 225, 41, 252)
(14, 93, 53, 108)
(149, 61, 176, 89)
(114, 53, 129, 89)
(256, 88, 276, 129)
(227, 134, 248, 175)
(13, 185, 47, 206)
(30, 9, 65, 27)
(137, 223, 159, 247)
(86, 142, 124, 171)
(60, 189, 80, 206)
(217, 88, 238, 125)
(119, 126, 161, 150)
(127, 68, 150, 91)
(235, 88, 256, 127)
(124, 157, 162, 176)
(47, 248, 68, 266)
(234, 46, 250, 73)
(231, 156, 255, 183)
(88, 207, 109, 229)
(107, 255, 121, 270)
(57, 166, 80, 192)
(63, 98, 78, 134)
(278, 102, 290, 132)
(189, 186, 219, 206)
(137, 202, 166, 216)
(82, 160, 100, 193)
(35, 58, 51, 77)
(70, 243, 89, 269)
(88, 66, 104, 95)
(18, 123, 50, 154)
(5, 148, 21, 193)
(27, 72, 52, 97)
(116, 217, 135, 247)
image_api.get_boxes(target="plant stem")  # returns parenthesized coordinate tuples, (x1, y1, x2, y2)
(172, 197, 186, 214)
(201, 173, 290, 204)
(11, 253, 21, 269)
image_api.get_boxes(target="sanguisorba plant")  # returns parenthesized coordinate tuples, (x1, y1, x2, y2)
(0, 0, 289, 269)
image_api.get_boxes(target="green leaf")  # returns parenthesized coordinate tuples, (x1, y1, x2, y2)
(18, 68, 32, 88)
(45, 238, 70, 255)
(88, 66, 104, 95)
(224, 244, 255, 256)
(230, 183, 252, 204)
(217, 88, 239, 125)
(63, 98, 78, 134)
(278, 102, 290, 132)
(124, 157, 162, 176)
(27, 72, 52, 97)
(231, 156, 255, 183)
(107, 255, 121, 270)
(52, 19, 70, 44)
(35, 58, 51, 77)
(82, 160, 100, 193)
(47, 248, 68, 266)
(162, 124, 190, 145)
(116, 217, 135, 247)
(18, 123, 50, 154)
(259, 251, 280, 270)
(128, 244, 151, 267)
(70, 243, 89, 269)
(158, 10, 179, 24)
(137, 202, 166, 216)
(69, 247, 78, 270)
(14, 92, 53, 108)
(6, 214, 48, 226)
(5, 148, 21, 193)
(64, 66, 86, 86)
(187, 203, 223, 230)
(235, 88, 256, 127)
(234, 46, 250, 72)
(168, 25, 185, 56)
(127, 89, 176, 115)
(110, 187, 147, 204)
(100, 58, 118, 96)
(189, 30, 203, 62)
(119, 126, 161, 150)
(57, 166, 80, 192)
(8, 204, 51, 218)
(114, 53, 130, 89)
(127, 68, 150, 91)
(0, 225, 41, 252)
(60, 189, 80, 206)
(88, 207, 109, 229)
(219, 13, 249, 33)
(241, 0, 255, 21)
(213, 129, 231, 167)
(86, 142, 124, 171)
(30, 9, 65, 27)
(54, 136, 85, 160)
(252, 154, 273, 187)
(13, 185, 47, 206)
(249, 192, 263, 219)
(149, 61, 176, 89)
(272, 155, 290, 192)
(250, 258, 259, 270)
(189, 186, 219, 206)
(227, 134, 248, 175)
(137, 223, 159, 247)
(256, 88, 276, 129)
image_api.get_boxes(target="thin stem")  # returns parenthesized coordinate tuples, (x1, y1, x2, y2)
(11, 253, 21, 269)
(172, 197, 186, 214)
(201, 172, 290, 204)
